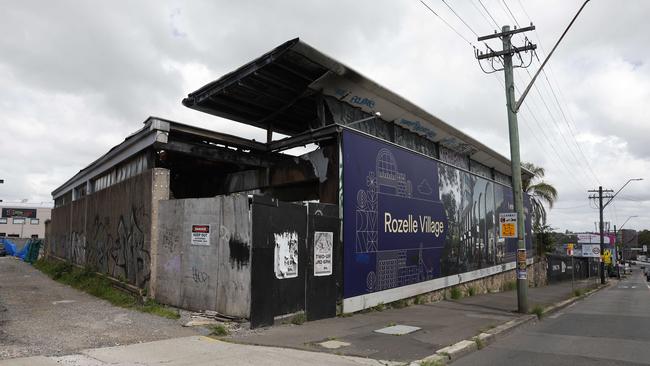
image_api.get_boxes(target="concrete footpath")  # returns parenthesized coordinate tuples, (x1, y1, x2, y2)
(228, 278, 602, 363)
(0, 336, 396, 366)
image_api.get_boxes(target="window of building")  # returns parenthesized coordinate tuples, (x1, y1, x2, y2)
(31, 234, 39, 239)
(0, 218, 6, 224)
(12, 218, 25, 224)
(30, 218, 39, 225)
(8, 234, 18, 238)
(0, 233, 5, 237)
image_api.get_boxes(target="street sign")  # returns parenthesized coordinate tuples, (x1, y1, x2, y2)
(499, 212, 517, 238)
(567, 243, 574, 256)
(581, 244, 600, 258)
(643, 245, 648, 252)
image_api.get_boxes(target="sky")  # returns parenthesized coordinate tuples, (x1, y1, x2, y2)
(1, 0, 648, 233)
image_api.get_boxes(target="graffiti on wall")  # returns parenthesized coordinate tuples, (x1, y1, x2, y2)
(49, 171, 153, 289)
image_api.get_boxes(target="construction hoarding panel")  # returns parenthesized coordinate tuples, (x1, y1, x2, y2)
(342, 129, 532, 310)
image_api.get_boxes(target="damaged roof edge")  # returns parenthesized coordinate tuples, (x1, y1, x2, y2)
(50, 116, 270, 199)
(182, 38, 532, 180)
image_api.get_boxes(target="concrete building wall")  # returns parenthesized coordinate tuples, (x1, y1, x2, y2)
(47, 168, 169, 290)
(155, 194, 251, 317)
(0, 207, 51, 238)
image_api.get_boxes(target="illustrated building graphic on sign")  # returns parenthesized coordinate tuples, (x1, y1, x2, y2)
(355, 148, 435, 292)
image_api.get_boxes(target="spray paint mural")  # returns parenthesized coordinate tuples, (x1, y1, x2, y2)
(49, 171, 153, 289)
(343, 129, 532, 302)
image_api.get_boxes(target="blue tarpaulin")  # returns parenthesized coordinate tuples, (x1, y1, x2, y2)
(0, 238, 40, 262)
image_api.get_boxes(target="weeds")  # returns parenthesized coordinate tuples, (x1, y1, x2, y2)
(468, 286, 477, 297)
(450, 287, 462, 300)
(291, 313, 306, 325)
(420, 359, 446, 366)
(414, 295, 426, 305)
(573, 289, 584, 297)
(531, 304, 544, 320)
(503, 281, 517, 291)
(474, 336, 485, 350)
(392, 299, 409, 309)
(210, 324, 229, 336)
(373, 302, 386, 312)
(34, 258, 179, 319)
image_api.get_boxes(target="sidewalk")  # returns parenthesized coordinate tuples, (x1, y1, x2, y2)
(227, 278, 601, 363)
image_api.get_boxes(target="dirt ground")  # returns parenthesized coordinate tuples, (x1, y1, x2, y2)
(0, 257, 197, 360)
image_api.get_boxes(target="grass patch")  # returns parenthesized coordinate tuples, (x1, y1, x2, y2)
(34, 258, 179, 319)
(414, 295, 426, 305)
(420, 359, 446, 366)
(291, 313, 306, 325)
(573, 288, 584, 297)
(210, 324, 229, 336)
(474, 336, 486, 350)
(373, 302, 386, 312)
(468, 286, 477, 297)
(503, 280, 517, 291)
(530, 304, 544, 320)
(391, 299, 409, 309)
(450, 287, 462, 300)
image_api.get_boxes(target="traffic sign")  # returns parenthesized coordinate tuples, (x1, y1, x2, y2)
(499, 212, 517, 238)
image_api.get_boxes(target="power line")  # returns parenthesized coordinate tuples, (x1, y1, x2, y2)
(501, 0, 521, 28)
(439, 0, 480, 38)
(477, 0, 500, 29)
(419, 0, 476, 48)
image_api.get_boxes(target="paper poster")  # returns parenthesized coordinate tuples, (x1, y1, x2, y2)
(274, 231, 299, 279)
(314, 231, 333, 276)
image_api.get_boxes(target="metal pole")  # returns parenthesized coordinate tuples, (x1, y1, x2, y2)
(503, 26, 528, 313)
(599, 186, 606, 284)
(614, 224, 620, 279)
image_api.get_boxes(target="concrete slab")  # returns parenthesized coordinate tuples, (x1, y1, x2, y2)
(318, 340, 351, 349)
(374, 325, 421, 335)
(0, 356, 59, 366)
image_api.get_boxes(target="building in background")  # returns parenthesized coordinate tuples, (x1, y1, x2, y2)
(0, 202, 52, 239)
(620, 229, 638, 260)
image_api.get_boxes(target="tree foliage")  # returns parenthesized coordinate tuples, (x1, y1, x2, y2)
(522, 162, 558, 232)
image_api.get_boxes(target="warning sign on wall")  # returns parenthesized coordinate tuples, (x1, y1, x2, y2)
(191, 225, 210, 246)
(314, 231, 333, 277)
(499, 212, 517, 238)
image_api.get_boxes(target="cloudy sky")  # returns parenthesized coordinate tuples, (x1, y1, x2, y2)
(1, 0, 648, 232)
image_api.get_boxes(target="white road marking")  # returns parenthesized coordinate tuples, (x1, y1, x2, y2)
(631, 286, 637, 289)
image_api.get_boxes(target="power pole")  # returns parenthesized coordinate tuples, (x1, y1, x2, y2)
(476, 25, 536, 313)
(588, 187, 614, 284)
(475, 1, 591, 313)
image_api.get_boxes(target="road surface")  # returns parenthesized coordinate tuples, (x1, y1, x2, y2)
(454, 269, 650, 365)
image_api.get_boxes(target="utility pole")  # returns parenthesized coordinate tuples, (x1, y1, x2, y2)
(476, 25, 536, 313)
(588, 187, 614, 284)
(475, 0, 591, 313)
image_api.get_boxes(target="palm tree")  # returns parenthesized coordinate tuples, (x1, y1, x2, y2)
(522, 162, 558, 231)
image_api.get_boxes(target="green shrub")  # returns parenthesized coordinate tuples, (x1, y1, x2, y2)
(468, 286, 477, 296)
(210, 324, 229, 336)
(450, 287, 462, 300)
(414, 295, 426, 305)
(531, 304, 544, 319)
(291, 313, 306, 325)
(392, 299, 409, 309)
(503, 281, 517, 291)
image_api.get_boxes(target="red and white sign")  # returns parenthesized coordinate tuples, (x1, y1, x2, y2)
(191, 225, 210, 246)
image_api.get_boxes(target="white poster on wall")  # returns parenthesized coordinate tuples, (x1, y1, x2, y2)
(191, 225, 210, 246)
(581, 244, 601, 258)
(274, 231, 299, 279)
(314, 231, 333, 276)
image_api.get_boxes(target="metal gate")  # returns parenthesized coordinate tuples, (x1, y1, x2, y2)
(250, 196, 339, 328)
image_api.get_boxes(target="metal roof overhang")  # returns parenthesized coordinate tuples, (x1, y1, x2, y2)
(182, 38, 532, 181)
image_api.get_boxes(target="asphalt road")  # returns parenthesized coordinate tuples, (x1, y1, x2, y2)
(454, 268, 650, 365)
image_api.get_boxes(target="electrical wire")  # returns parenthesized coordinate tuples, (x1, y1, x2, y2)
(419, 0, 476, 48)
(439, 0, 480, 38)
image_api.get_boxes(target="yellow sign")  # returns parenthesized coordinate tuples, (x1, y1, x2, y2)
(499, 212, 517, 238)
(602, 249, 612, 265)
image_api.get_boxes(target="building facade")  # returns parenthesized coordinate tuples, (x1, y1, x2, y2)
(49, 38, 534, 326)
(0, 204, 51, 239)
